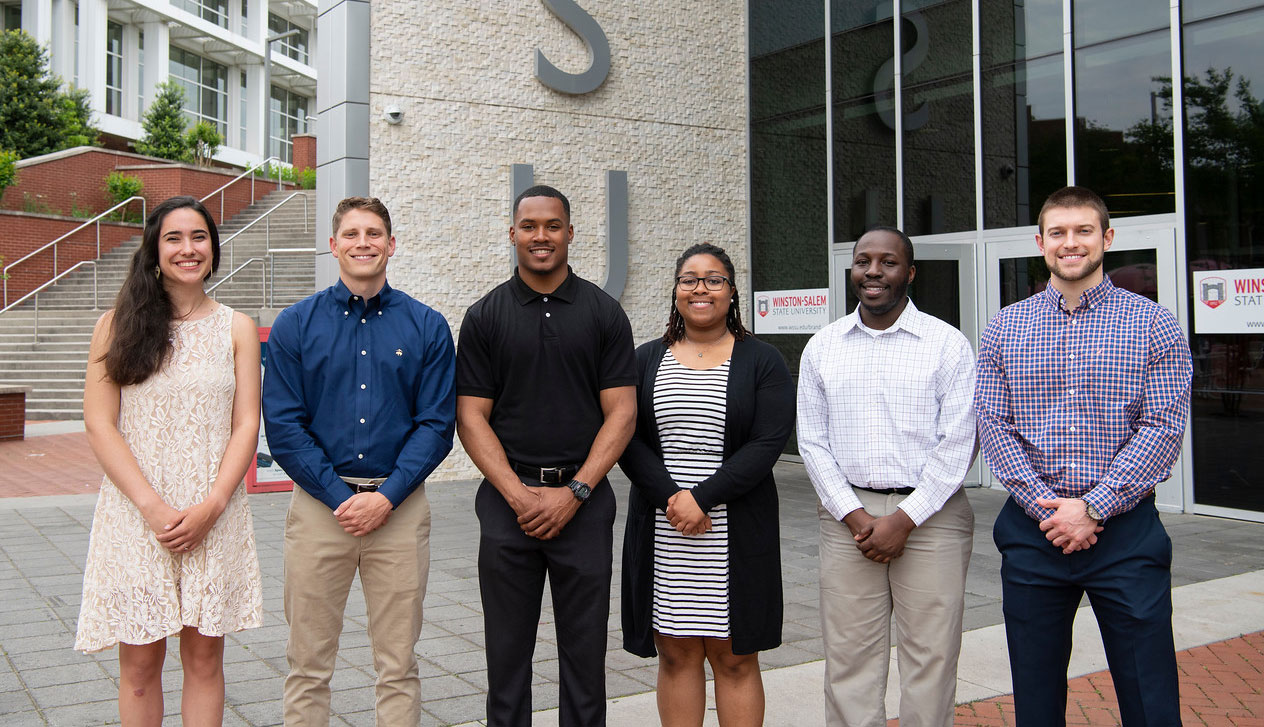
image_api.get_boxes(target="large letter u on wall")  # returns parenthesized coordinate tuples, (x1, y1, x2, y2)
(534, 0, 611, 95)
(512, 164, 628, 302)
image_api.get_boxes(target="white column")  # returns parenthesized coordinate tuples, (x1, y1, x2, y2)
(48, 0, 75, 82)
(22, 0, 53, 45)
(122, 22, 140, 120)
(76, 0, 107, 111)
(246, 63, 267, 156)
(140, 20, 168, 115)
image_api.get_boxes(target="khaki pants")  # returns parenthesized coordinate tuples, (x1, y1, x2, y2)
(819, 488, 973, 727)
(282, 486, 431, 727)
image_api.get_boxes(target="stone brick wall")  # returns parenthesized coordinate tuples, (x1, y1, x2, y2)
(369, 2, 748, 479)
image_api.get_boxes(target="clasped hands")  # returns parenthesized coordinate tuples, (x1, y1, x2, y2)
(334, 491, 393, 536)
(514, 485, 581, 541)
(666, 490, 711, 536)
(144, 494, 228, 553)
(1036, 496, 1103, 554)
(842, 508, 915, 563)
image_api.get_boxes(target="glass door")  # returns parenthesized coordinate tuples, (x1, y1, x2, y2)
(981, 214, 1185, 509)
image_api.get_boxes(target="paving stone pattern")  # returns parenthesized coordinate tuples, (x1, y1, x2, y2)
(2, 462, 1264, 725)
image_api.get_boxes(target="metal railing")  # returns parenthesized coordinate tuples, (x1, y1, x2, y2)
(2, 196, 145, 307)
(207, 258, 265, 306)
(0, 261, 98, 336)
(199, 155, 282, 224)
(206, 246, 318, 308)
(218, 191, 311, 268)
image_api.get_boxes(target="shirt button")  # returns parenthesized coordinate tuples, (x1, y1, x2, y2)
(378, 311, 382, 316)
(344, 311, 349, 316)
(360, 418, 366, 424)
(353, 296, 360, 300)
(545, 312, 551, 318)
(1068, 388, 1076, 395)
(357, 453, 364, 459)
(361, 350, 367, 355)
(1069, 353, 1075, 360)
(361, 318, 366, 323)
(1069, 426, 1077, 432)
(1070, 462, 1078, 468)
(543, 296, 549, 302)
(360, 384, 366, 390)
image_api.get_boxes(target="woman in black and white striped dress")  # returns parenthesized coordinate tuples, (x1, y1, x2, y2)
(620, 244, 795, 727)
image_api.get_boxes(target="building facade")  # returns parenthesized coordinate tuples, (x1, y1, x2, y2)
(329, 0, 1260, 521)
(2, 0, 317, 167)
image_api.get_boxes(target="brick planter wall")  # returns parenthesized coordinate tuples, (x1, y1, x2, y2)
(0, 388, 28, 441)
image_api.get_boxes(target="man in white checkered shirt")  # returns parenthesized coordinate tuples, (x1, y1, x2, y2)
(798, 226, 977, 727)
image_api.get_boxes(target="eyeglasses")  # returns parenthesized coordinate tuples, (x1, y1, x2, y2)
(676, 275, 732, 291)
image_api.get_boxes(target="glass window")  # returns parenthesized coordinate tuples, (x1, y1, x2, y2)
(269, 85, 309, 163)
(1072, 0, 1167, 48)
(2, 3, 22, 31)
(981, 0, 1067, 228)
(240, 71, 248, 150)
(138, 31, 144, 111)
(901, 0, 975, 235)
(1182, 3, 1264, 514)
(105, 21, 123, 117)
(268, 13, 309, 65)
(750, 0, 828, 453)
(174, 0, 228, 28)
(831, 1, 896, 241)
(1073, 28, 1174, 218)
(240, 0, 248, 35)
(169, 47, 229, 136)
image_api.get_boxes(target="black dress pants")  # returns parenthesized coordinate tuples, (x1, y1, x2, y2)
(476, 477, 615, 727)
(994, 496, 1180, 727)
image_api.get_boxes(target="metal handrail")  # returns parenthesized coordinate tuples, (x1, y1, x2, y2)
(207, 257, 266, 308)
(219, 191, 311, 268)
(2, 196, 145, 307)
(199, 155, 282, 224)
(265, 247, 317, 308)
(0, 260, 98, 336)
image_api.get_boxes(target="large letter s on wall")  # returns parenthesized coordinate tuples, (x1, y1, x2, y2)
(535, 0, 611, 95)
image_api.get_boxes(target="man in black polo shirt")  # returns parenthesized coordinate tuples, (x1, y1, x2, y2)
(456, 184, 637, 726)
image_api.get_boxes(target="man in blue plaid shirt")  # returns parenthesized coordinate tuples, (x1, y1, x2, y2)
(976, 186, 1191, 727)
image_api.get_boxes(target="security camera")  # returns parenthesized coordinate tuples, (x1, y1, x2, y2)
(383, 105, 403, 125)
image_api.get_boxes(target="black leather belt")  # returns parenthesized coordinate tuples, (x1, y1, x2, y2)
(341, 476, 387, 494)
(852, 484, 916, 496)
(510, 461, 580, 485)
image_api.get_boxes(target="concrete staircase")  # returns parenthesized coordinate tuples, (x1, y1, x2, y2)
(0, 190, 317, 420)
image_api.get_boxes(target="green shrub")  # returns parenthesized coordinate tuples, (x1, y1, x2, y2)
(0, 149, 16, 204)
(185, 121, 221, 166)
(104, 171, 144, 220)
(298, 167, 316, 189)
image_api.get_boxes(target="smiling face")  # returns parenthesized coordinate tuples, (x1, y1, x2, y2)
(1037, 205, 1114, 286)
(157, 207, 216, 287)
(510, 195, 573, 280)
(675, 253, 733, 332)
(329, 208, 396, 294)
(850, 229, 915, 326)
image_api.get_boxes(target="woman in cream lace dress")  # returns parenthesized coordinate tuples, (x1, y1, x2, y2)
(75, 196, 263, 726)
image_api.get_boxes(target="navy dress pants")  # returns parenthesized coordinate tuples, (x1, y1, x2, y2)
(476, 477, 615, 727)
(993, 496, 1180, 727)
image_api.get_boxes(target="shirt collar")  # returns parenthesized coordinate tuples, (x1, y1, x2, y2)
(331, 278, 393, 309)
(510, 266, 577, 304)
(839, 299, 924, 338)
(1041, 275, 1115, 312)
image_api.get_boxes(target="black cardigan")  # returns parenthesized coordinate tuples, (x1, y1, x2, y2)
(619, 335, 795, 657)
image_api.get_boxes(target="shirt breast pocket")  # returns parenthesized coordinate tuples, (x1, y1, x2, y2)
(1092, 342, 1146, 413)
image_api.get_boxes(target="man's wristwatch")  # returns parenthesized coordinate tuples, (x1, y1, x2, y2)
(566, 479, 592, 503)
(1082, 499, 1102, 522)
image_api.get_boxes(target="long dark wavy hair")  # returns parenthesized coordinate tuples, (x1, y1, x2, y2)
(662, 243, 751, 345)
(104, 196, 221, 386)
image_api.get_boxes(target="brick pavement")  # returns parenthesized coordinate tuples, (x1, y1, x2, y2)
(0, 431, 103, 498)
(929, 630, 1264, 727)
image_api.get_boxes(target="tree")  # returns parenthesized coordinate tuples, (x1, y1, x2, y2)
(185, 121, 221, 166)
(0, 30, 99, 158)
(0, 149, 17, 205)
(136, 81, 190, 161)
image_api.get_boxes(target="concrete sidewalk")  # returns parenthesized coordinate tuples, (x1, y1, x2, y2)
(1, 429, 1263, 725)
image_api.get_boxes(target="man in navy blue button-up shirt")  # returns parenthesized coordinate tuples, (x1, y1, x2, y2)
(263, 197, 455, 726)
